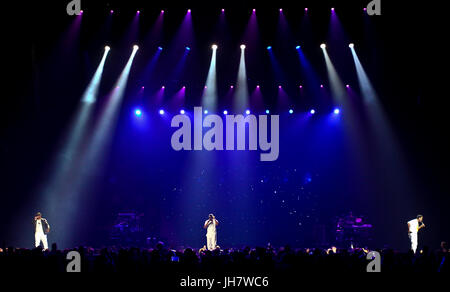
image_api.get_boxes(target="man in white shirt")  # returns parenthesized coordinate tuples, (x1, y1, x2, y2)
(33, 212, 50, 250)
(204, 214, 219, 251)
(407, 214, 425, 254)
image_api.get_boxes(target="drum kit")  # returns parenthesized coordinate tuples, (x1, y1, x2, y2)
(110, 212, 144, 244)
(335, 212, 373, 248)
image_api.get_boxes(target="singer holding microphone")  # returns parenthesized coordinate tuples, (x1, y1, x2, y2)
(33, 212, 50, 250)
(204, 214, 219, 251)
(407, 214, 425, 254)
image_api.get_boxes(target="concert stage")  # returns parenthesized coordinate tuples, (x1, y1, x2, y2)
(1, 0, 449, 279)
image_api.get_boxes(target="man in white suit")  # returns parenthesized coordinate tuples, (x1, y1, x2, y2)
(204, 214, 219, 251)
(407, 214, 425, 254)
(33, 212, 50, 250)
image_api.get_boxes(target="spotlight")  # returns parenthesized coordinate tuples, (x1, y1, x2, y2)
(310, 109, 315, 115)
(204, 110, 208, 114)
(305, 8, 308, 11)
(204, 86, 208, 89)
(279, 8, 283, 12)
(364, 7, 367, 11)
(221, 9, 225, 13)
(223, 110, 228, 115)
(141, 86, 145, 89)
(80, 10, 84, 14)
(289, 109, 294, 114)
(104, 45, 110, 51)
(349, 43, 354, 48)
(245, 109, 251, 115)
(240, 44, 246, 49)
(252, 9, 256, 12)
(278, 85, 282, 89)
(265, 109, 270, 114)
(331, 7, 335, 11)
(187, 9, 191, 13)
(137, 10, 140, 14)
(134, 109, 142, 116)
(158, 46, 163, 51)
(333, 108, 340, 114)
(212, 44, 218, 50)
(185, 46, 191, 51)
(230, 85, 234, 89)
(159, 109, 165, 115)
(110, 10, 114, 14)
(180, 109, 185, 114)
(256, 85, 260, 88)
(320, 84, 324, 88)
(161, 86, 165, 89)
(267, 46, 272, 50)
(161, 10, 164, 13)
(346, 84, 350, 88)
(320, 43, 326, 49)
(299, 85, 303, 88)
(133, 45, 139, 50)
(296, 45, 301, 49)
(182, 86, 186, 89)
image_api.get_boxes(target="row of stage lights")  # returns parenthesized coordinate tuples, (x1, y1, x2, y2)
(137, 84, 352, 90)
(104, 43, 355, 51)
(79, 7, 369, 14)
(133, 108, 340, 117)
(107, 43, 355, 90)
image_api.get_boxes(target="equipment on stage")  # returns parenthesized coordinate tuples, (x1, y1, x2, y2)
(110, 212, 144, 245)
(335, 212, 373, 248)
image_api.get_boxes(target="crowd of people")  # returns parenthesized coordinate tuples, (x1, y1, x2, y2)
(0, 242, 448, 272)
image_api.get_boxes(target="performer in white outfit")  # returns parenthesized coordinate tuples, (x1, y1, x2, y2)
(33, 212, 50, 250)
(204, 214, 219, 251)
(407, 214, 425, 254)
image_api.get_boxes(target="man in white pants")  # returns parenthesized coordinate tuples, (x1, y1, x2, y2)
(204, 214, 219, 251)
(407, 214, 425, 254)
(33, 212, 50, 250)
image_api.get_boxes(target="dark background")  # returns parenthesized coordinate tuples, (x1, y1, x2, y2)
(0, 0, 448, 250)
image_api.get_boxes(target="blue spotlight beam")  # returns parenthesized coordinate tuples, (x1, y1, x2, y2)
(15, 48, 111, 248)
(321, 46, 363, 132)
(140, 47, 163, 85)
(234, 46, 249, 112)
(350, 47, 377, 104)
(52, 46, 138, 247)
(171, 47, 190, 84)
(43, 47, 110, 197)
(296, 47, 324, 106)
(350, 46, 419, 213)
(321, 45, 375, 193)
(85, 46, 139, 167)
(267, 48, 286, 83)
(321, 47, 346, 104)
(82, 48, 110, 103)
(202, 46, 218, 111)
